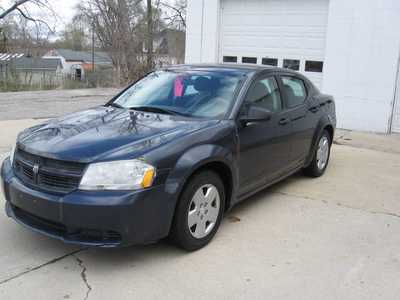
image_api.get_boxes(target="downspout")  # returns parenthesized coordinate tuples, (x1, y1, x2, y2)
(388, 47, 400, 133)
(200, 0, 205, 62)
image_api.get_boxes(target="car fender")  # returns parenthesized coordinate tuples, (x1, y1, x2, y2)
(305, 115, 334, 166)
(164, 143, 237, 207)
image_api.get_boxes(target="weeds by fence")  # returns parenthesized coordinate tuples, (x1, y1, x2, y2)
(0, 65, 117, 92)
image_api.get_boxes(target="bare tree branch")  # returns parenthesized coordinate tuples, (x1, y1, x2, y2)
(15, 7, 55, 33)
(160, 1, 186, 29)
(79, 0, 148, 84)
(0, 0, 30, 19)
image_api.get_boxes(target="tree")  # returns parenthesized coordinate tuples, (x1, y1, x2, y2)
(0, 0, 54, 32)
(146, 0, 154, 70)
(161, 0, 186, 30)
(78, 0, 185, 85)
(55, 16, 89, 51)
(0, 0, 57, 53)
(0, 0, 31, 19)
(78, 0, 147, 84)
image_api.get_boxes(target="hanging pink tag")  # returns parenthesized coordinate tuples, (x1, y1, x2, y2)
(174, 76, 184, 97)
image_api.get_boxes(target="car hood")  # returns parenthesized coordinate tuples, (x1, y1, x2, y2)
(17, 106, 218, 162)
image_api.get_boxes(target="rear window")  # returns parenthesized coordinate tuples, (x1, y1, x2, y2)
(281, 76, 307, 107)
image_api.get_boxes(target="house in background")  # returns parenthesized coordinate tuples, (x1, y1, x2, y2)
(0, 53, 24, 80)
(13, 57, 63, 86)
(43, 49, 113, 80)
(143, 29, 186, 66)
(0, 53, 62, 86)
(185, 0, 400, 134)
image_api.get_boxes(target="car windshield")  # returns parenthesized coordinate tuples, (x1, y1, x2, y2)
(112, 70, 244, 118)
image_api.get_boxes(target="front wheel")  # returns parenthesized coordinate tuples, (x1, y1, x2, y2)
(170, 171, 225, 251)
(303, 130, 331, 177)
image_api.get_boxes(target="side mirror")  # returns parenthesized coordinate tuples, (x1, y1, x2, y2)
(240, 104, 273, 125)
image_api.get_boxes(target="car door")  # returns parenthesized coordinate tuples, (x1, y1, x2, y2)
(279, 75, 316, 164)
(237, 75, 293, 196)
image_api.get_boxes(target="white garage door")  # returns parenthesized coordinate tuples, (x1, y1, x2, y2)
(219, 0, 330, 88)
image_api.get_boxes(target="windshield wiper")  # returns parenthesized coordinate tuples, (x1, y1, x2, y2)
(129, 106, 185, 116)
(108, 102, 124, 109)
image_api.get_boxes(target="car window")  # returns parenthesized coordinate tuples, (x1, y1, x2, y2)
(245, 77, 282, 112)
(281, 76, 307, 108)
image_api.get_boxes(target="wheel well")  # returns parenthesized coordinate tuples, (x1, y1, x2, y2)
(186, 162, 233, 212)
(324, 125, 334, 144)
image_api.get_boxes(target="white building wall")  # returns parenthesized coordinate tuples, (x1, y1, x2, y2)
(323, 0, 400, 132)
(42, 54, 84, 77)
(185, 0, 400, 133)
(185, 0, 221, 63)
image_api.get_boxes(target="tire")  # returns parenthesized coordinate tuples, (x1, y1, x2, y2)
(170, 170, 225, 251)
(303, 130, 331, 177)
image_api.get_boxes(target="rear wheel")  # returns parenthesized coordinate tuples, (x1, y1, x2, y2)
(303, 130, 331, 177)
(170, 171, 225, 251)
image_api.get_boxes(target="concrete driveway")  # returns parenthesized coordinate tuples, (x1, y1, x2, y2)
(0, 90, 400, 300)
(0, 88, 119, 121)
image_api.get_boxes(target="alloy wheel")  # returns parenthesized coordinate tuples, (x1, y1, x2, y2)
(316, 135, 329, 170)
(187, 184, 220, 239)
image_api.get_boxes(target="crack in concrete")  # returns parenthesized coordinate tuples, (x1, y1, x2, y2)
(74, 254, 92, 300)
(274, 191, 400, 220)
(333, 134, 400, 154)
(332, 140, 345, 146)
(333, 134, 347, 146)
(70, 94, 110, 99)
(0, 248, 87, 286)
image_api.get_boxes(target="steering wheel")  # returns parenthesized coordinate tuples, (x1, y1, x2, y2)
(184, 92, 213, 113)
(186, 95, 229, 117)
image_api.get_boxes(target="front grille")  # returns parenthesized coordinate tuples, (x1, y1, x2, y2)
(13, 148, 86, 193)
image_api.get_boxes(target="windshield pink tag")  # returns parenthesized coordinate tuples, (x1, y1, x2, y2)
(174, 76, 184, 97)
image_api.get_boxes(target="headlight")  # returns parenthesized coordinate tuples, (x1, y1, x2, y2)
(79, 159, 156, 191)
(9, 146, 16, 165)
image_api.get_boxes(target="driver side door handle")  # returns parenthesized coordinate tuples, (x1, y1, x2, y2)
(279, 118, 290, 126)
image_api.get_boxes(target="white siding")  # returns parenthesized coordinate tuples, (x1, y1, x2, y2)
(185, 0, 400, 133)
(323, 0, 400, 133)
(185, 0, 221, 63)
(219, 0, 329, 88)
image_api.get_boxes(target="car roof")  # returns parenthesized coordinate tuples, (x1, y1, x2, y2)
(162, 64, 315, 91)
(163, 63, 286, 74)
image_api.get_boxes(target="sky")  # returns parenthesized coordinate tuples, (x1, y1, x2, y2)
(3, 0, 176, 35)
(49, 0, 81, 24)
(1, 0, 86, 41)
(3, 0, 84, 32)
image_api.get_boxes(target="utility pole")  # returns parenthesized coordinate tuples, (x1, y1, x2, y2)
(92, 21, 95, 72)
(146, 0, 153, 71)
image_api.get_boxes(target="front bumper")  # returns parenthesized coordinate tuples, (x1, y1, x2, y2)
(1, 158, 175, 247)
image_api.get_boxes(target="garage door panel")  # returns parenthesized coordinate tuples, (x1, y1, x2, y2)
(220, 0, 329, 88)
(284, 14, 327, 26)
